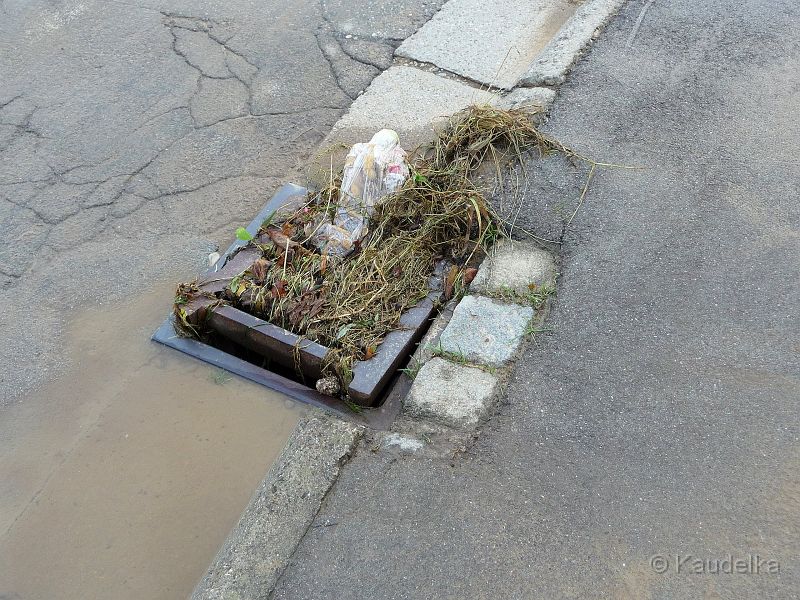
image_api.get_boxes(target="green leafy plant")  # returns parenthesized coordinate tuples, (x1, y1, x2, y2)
(210, 369, 232, 385)
(525, 324, 555, 336)
(400, 358, 423, 380)
(236, 227, 254, 241)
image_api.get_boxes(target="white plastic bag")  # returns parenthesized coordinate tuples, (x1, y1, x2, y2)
(310, 129, 409, 257)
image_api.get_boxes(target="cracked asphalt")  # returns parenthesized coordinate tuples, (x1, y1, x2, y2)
(0, 1, 444, 597)
(0, 0, 444, 402)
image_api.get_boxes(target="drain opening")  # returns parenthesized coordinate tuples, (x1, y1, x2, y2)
(152, 184, 441, 427)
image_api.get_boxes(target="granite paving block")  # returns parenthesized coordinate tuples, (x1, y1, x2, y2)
(471, 239, 555, 296)
(438, 295, 533, 366)
(404, 357, 499, 428)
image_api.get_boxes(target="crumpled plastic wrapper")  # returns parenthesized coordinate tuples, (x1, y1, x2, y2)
(309, 129, 409, 257)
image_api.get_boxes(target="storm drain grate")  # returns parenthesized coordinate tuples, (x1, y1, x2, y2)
(152, 184, 440, 428)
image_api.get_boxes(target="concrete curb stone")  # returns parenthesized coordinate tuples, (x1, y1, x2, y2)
(438, 295, 534, 368)
(399, 242, 556, 431)
(502, 86, 558, 111)
(327, 65, 494, 148)
(521, 0, 627, 86)
(404, 357, 500, 428)
(471, 238, 556, 296)
(396, 0, 581, 89)
(192, 414, 363, 600)
(326, 74, 556, 152)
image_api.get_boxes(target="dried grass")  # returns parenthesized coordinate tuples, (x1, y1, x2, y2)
(175, 104, 575, 389)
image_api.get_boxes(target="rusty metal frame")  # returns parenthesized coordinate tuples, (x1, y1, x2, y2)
(151, 183, 426, 428)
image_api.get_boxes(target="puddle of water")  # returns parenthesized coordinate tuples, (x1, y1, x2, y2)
(0, 285, 302, 599)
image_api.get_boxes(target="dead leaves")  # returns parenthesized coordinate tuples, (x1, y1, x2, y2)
(250, 258, 271, 283)
(443, 265, 479, 300)
(287, 291, 325, 326)
(443, 264, 458, 300)
(263, 225, 303, 250)
(271, 279, 287, 299)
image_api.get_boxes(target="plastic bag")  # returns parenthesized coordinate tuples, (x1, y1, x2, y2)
(310, 129, 409, 257)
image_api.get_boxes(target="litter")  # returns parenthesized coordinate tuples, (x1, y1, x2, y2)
(172, 105, 578, 399)
(309, 129, 409, 257)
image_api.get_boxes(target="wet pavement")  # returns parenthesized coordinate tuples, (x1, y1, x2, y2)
(0, 0, 443, 596)
(0, 287, 301, 598)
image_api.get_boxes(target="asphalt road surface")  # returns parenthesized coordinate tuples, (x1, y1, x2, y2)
(0, 1, 443, 598)
(0, 0, 442, 402)
(271, 1, 800, 598)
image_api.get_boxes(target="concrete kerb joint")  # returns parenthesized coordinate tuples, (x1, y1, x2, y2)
(519, 0, 628, 87)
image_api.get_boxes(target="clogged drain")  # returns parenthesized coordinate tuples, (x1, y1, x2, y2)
(159, 105, 577, 411)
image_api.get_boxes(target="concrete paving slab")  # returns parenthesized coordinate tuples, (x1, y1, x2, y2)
(439, 295, 533, 367)
(521, 0, 626, 85)
(404, 357, 499, 428)
(471, 238, 556, 296)
(327, 65, 494, 148)
(396, 0, 579, 89)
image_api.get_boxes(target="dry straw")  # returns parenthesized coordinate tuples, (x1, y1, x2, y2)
(175, 104, 583, 390)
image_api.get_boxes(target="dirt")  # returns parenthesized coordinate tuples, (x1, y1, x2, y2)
(0, 285, 301, 600)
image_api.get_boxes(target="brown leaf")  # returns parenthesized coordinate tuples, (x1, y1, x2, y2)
(288, 304, 304, 326)
(271, 279, 287, 298)
(464, 267, 479, 285)
(307, 297, 325, 320)
(443, 264, 458, 300)
(264, 225, 301, 249)
(250, 258, 270, 282)
(364, 345, 377, 360)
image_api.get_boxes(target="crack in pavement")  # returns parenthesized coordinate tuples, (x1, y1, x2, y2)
(316, 0, 398, 87)
(335, 38, 393, 71)
(0, 106, 51, 153)
(0, 0, 420, 299)
(0, 94, 24, 110)
(161, 12, 258, 123)
(314, 29, 359, 101)
(161, 11, 348, 125)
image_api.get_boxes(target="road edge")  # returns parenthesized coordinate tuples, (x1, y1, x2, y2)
(191, 415, 363, 599)
(521, 0, 627, 86)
